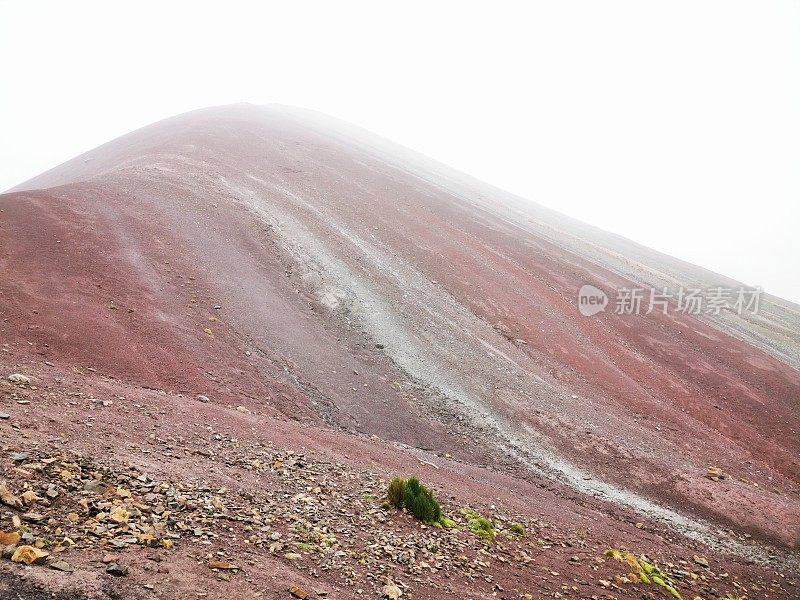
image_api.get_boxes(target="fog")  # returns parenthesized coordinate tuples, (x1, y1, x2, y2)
(1, 1, 798, 302)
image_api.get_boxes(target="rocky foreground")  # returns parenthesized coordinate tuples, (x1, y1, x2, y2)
(0, 368, 795, 599)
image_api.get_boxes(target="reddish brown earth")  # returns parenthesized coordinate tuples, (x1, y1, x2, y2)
(0, 104, 798, 598)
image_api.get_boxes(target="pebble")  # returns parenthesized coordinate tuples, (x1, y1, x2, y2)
(83, 480, 106, 494)
(196, 395, 210, 403)
(48, 560, 74, 572)
(289, 585, 309, 599)
(693, 554, 710, 568)
(106, 563, 129, 576)
(22, 512, 44, 523)
(8, 374, 31, 385)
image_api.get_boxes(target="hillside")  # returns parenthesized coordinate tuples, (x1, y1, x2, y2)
(0, 104, 797, 599)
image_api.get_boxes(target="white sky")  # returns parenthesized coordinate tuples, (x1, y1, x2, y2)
(2, 1, 798, 303)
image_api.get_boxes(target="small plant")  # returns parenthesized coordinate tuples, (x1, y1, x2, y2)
(461, 508, 495, 541)
(296, 542, 314, 553)
(403, 477, 442, 523)
(385, 475, 444, 524)
(605, 548, 682, 599)
(387, 477, 407, 509)
(510, 522, 526, 536)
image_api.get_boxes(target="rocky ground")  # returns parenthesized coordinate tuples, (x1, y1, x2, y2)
(0, 366, 796, 599)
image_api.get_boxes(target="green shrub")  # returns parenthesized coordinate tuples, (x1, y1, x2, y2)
(387, 477, 407, 508)
(510, 522, 525, 536)
(385, 476, 446, 525)
(402, 477, 442, 523)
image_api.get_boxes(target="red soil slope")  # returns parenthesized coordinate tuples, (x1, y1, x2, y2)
(0, 104, 797, 598)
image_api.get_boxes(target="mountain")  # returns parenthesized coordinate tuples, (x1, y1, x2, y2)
(0, 104, 797, 599)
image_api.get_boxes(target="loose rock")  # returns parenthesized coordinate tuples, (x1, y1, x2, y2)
(289, 586, 309, 599)
(11, 545, 49, 565)
(48, 560, 74, 572)
(106, 563, 129, 576)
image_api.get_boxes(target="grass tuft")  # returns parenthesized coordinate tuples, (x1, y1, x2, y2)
(461, 508, 496, 541)
(387, 477, 407, 509)
(604, 548, 682, 599)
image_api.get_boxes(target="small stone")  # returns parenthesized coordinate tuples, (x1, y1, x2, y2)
(383, 583, 402, 599)
(208, 560, 237, 570)
(8, 374, 30, 385)
(0, 413, 9, 420)
(0, 532, 21, 546)
(284, 552, 302, 561)
(49, 560, 74, 572)
(289, 586, 309, 599)
(705, 466, 728, 481)
(22, 512, 44, 523)
(108, 506, 129, 524)
(21, 490, 39, 505)
(2, 545, 17, 559)
(106, 563, 129, 576)
(11, 545, 49, 565)
(84, 479, 106, 494)
(693, 554, 709, 568)
(102, 553, 121, 564)
(10, 452, 29, 462)
(138, 534, 159, 547)
(196, 395, 209, 403)
(0, 482, 21, 508)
